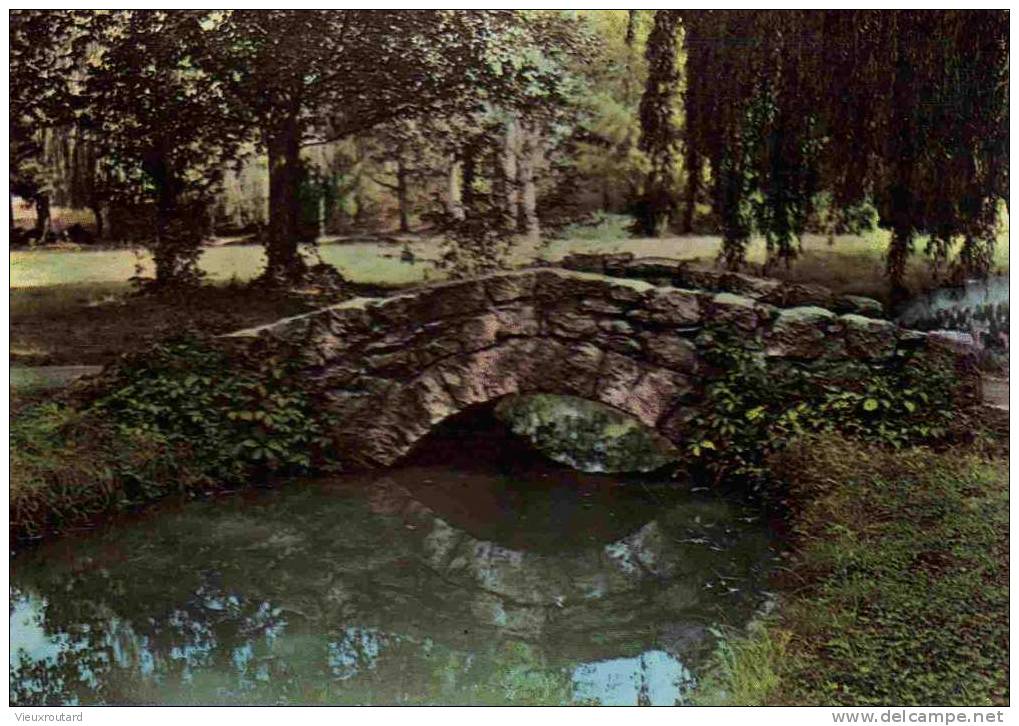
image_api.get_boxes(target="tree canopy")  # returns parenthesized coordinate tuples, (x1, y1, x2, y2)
(677, 10, 1009, 285)
(9, 10, 1010, 290)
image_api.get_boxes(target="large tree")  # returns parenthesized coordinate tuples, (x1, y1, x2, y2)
(69, 10, 245, 285)
(634, 10, 682, 237)
(9, 11, 79, 239)
(679, 10, 1009, 286)
(204, 10, 500, 283)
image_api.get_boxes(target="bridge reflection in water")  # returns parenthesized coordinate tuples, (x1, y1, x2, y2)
(10, 406, 776, 706)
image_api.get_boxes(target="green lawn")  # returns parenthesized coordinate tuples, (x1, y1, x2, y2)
(12, 226, 1009, 293)
(694, 434, 1009, 706)
(9, 226, 1010, 366)
(10, 241, 439, 288)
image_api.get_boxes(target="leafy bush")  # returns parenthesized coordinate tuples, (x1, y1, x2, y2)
(681, 328, 959, 485)
(554, 211, 635, 242)
(90, 337, 333, 482)
(11, 336, 337, 542)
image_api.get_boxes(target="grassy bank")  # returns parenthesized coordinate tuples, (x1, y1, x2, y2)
(10, 338, 335, 543)
(694, 435, 1009, 706)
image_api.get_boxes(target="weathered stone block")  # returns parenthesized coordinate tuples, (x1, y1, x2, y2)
(435, 339, 543, 408)
(597, 318, 634, 335)
(623, 368, 692, 426)
(493, 304, 540, 338)
(456, 313, 501, 351)
(704, 292, 773, 331)
(547, 308, 600, 338)
(326, 301, 374, 335)
(485, 271, 537, 303)
(834, 294, 884, 318)
(580, 298, 629, 315)
(535, 270, 609, 303)
(370, 280, 489, 325)
(592, 332, 643, 356)
(642, 333, 700, 373)
(641, 288, 703, 326)
(545, 342, 605, 398)
(594, 352, 644, 412)
(311, 361, 363, 388)
(719, 272, 783, 299)
(761, 282, 836, 309)
(405, 371, 460, 426)
(840, 314, 897, 359)
(764, 306, 843, 358)
(621, 257, 686, 279)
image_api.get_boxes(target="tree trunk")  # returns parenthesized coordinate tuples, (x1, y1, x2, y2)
(517, 121, 540, 241)
(34, 193, 50, 239)
(681, 147, 700, 234)
(147, 150, 184, 286)
(265, 115, 305, 283)
(636, 10, 682, 237)
(91, 201, 105, 240)
(495, 117, 520, 231)
(317, 191, 326, 241)
(396, 157, 410, 233)
(445, 157, 465, 221)
(886, 26, 917, 291)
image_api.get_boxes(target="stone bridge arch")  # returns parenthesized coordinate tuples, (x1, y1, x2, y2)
(226, 267, 975, 468)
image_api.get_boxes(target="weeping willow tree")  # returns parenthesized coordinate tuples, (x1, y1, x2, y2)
(634, 10, 682, 236)
(672, 10, 1009, 287)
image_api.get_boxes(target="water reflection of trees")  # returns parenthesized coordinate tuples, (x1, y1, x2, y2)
(10, 477, 772, 705)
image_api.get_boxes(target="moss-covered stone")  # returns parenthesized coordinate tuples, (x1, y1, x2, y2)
(494, 394, 680, 473)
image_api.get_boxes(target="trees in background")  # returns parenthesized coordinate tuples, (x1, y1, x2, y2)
(203, 10, 501, 282)
(9, 10, 1010, 290)
(676, 10, 1009, 286)
(74, 11, 246, 285)
(9, 11, 78, 240)
(634, 10, 682, 237)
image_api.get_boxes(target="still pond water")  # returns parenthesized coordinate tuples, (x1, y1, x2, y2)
(11, 418, 776, 706)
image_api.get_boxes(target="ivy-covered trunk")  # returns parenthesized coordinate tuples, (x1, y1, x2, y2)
(144, 147, 198, 287)
(265, 114, 305, 283)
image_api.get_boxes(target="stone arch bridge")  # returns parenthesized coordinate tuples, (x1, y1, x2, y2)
(226, 258, 977, 468)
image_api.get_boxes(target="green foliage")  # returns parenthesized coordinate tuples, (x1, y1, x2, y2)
(435, 194, 518, 278)
(11, 401, 192, 539)
(91, 338, 332, 482)
(11, 336, 338, 541)
(776, 439, 1008, 705)
(634, 10, 683, 236)
(554, 211, 634, 242)
(682, 329, 957, 484)
(681, 11, 1008, 284)
(692, 623, 789, 706)
(693, 438, 1008, 706)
